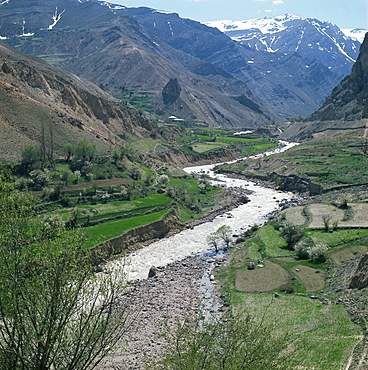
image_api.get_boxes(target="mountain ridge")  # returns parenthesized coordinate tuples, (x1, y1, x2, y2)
(205, 14, 366, 77)
(121, 7, 343, 118)
(0, 40, 154, 161)
(0, 0, 279, 128)
(308, 33, 368, 122)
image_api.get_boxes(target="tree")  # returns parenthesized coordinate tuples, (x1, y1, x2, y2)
(309, 244, 327, 263)
(0, 169, 136, 369)
(158, 174, 169, 187)
(21, 145, 41, 173)
(322, 215, 331, 232)
(130, 167, 142, 180)
(29, 169, 50, 189)
(74, 139, 96, 162)
(112, 149, 120, 164)
(63, 143, 74, 162)
(60, 170, 72, 186)
(280, 224, 303, 250)
(207, 231, 220, 253)
(216, 225, 233, 249)
(198, 178, 210, 194)
(149, 314, 296, 370)
(294, 237, 314, 260)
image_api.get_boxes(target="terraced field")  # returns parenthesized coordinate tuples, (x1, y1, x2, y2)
(281, 203, 368, 229)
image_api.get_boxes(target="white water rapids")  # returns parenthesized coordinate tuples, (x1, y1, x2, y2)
(112, 141, 299, 281)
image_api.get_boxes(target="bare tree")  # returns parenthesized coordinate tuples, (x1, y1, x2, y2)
(322, 215, 331, 232)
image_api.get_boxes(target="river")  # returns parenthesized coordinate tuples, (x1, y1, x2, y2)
(116, 141, 299, 281)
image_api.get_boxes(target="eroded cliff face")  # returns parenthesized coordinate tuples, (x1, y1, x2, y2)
(0, 42, 153, 161)
(90, 211, 181, 265)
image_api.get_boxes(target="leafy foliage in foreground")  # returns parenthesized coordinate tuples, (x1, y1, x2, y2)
(149, 314, 296, 370)
(0, 166, 136, 369)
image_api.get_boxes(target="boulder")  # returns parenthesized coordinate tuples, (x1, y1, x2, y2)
(349, 253, 368, 289)
(148, 266, 159, 278)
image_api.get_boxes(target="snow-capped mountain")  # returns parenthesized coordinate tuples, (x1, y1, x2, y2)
(206, 14, 302, 36)
(206, 14, 367, 76)
(341, 28, 367, 43)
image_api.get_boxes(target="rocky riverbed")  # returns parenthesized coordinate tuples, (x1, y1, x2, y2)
(100, 142, 299, 368)
(102, 253, 226, 369)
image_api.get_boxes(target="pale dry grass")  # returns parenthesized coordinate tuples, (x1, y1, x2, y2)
(292, 265, 325, 292)
(308, 204, 344, 228)
(329, 245, 368, 267)
(341, 203, 368, 227)
(235, 261, 290, 292)
(281, 206, 308, 226)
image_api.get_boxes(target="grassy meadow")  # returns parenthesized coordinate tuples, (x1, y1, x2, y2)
(217, 205, 368, 369)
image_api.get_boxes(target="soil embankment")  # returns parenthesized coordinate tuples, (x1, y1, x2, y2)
(90, 198, 245, 265)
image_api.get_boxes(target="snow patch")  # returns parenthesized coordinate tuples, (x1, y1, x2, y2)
(205, 14, 301, 35)
(48, 7, 66, 30)
(101, 2, 126, 10)
(167, 21, 174, 36)
(154, 9, 176, 15)
(233, 130, 253, 135)
(341, 28, 367, 43)
(18, 19, 34, 37)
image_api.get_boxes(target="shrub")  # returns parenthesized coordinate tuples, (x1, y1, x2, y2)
(282, 285, 295, 294)
(280, 224, 304, 250)
(60, 196, 71, 207)
(310, 244, 327, 263)
(294, 237, 314, 260)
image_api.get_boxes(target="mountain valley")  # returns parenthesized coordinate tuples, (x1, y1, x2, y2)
(0, 0, 361, 120)
(0, 0, 279, 128)
(1, 1, 368, 369)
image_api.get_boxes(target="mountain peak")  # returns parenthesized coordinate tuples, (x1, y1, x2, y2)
(205, 14, 301, 34)
(206, 14, 365, 77)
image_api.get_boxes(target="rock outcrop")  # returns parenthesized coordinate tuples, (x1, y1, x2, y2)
(349, 253, 368, 289)
(162, 78, 181, 104)
(309, 33, 368, 121)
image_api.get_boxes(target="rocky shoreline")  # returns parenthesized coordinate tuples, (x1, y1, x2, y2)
(102, 253, 227, 369)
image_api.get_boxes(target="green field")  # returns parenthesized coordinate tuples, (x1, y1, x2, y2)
(231, 293, 361, 370)
(192, 143, 224, 153)
(275, 140, 368, 186)
(83, 208, 170, 248)
(217, 221, 367, 369)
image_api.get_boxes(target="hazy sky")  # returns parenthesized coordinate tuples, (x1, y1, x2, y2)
(112, 0, 368, 29)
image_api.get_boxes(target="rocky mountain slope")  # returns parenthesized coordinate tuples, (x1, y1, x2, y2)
(0, 0, 279, 128)
(206, 14, 366, 77)
(308, 33, 368, 122)
(120, 7, 344, 118)
(0, 41, 154, 161)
